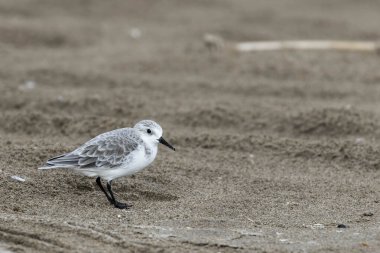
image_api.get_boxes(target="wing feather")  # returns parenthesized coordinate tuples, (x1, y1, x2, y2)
(43, 128, 141, 169)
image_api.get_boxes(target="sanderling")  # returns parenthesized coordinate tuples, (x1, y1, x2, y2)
(39, 120, 175, 209)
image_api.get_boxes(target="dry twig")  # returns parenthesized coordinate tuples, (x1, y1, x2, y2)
(204, 34, 380, 53)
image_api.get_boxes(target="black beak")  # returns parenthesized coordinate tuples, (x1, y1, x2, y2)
(158, 137, 175, 151)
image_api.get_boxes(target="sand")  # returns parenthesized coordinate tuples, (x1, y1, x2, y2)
(0, 0, 380, 252)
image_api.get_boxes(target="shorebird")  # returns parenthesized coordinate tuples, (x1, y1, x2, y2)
(39, 120, 175, 209)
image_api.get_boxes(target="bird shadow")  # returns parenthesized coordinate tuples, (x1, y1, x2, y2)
(57, 176, 179, 202)
(129, 189, 179, 202)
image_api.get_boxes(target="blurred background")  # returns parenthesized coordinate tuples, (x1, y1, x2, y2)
(1, 0, 380, 139)
(1, 0, 380, 252)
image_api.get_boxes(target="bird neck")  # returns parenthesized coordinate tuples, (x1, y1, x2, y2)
(144, 141, 158, 161)
(141, 136, 158, 159)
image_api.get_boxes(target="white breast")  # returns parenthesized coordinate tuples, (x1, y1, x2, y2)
(90, 144, 158, 181)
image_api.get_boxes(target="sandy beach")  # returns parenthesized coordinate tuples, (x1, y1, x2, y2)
(0, 0, 380, 252)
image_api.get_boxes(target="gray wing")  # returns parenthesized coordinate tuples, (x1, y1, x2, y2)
(45, 128, 142, 168)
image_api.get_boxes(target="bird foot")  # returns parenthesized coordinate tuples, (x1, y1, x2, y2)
(113, 201, 133, 209)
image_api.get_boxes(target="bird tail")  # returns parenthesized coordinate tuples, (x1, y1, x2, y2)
(38, 165, 76, 170)
(38, 153, 79, 170)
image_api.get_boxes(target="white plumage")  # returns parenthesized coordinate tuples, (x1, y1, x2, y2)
(39, 120, 175, 209)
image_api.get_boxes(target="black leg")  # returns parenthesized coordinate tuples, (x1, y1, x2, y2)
(96, 177, 113, 204)
(107, 180, 132, 209)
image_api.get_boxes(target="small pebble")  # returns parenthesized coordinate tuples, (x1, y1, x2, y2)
(337, 224, 348, 228)
(11, 176, 26, 182)
(129, 28, 142, 39)
(355, 138, 365, 144)
(311, 223, 325, 229)
(18, 80, 36, 91)
(363, 212, 374, 217)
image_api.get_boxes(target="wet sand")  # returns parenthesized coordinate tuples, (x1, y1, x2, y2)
(0, 0, 380, 252)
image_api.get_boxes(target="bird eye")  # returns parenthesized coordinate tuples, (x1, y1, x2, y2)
(147, 129, 152, 134)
